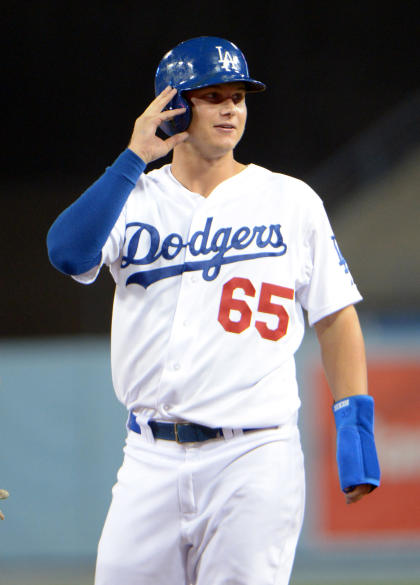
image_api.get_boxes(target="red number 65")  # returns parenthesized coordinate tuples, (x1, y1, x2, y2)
(217, 277, 294, 341)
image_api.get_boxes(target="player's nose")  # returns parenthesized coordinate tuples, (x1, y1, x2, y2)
(220, 98, 236, 115)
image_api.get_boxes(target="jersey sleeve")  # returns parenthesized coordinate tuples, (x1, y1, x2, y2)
(296, 196, 362, 326)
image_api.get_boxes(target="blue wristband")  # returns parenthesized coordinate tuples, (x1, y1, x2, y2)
(333, 395, 381, 492)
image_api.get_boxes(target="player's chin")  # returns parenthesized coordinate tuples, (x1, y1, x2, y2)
(211, 128, 244, 151)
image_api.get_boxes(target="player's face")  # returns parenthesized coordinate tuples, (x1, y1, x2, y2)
(184, 82, 247, 158)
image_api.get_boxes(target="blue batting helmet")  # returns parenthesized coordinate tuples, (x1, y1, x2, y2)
(154, 36, 266, 136)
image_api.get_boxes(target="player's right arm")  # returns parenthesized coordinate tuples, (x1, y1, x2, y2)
(47, 87, 188, 276)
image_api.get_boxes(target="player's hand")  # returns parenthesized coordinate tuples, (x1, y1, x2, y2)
(344, 483, 373, 505)
(0, 489, 9, 520)
(127, 86, 189, 164)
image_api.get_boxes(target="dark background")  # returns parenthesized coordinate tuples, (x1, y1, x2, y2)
(3, 1, 419, 337)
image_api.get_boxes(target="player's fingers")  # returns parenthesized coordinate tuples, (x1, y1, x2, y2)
(132, 103, 185, 136)
(154, 85, 175, 99)
(171, 132, 189, 146)
(159, 107, 186, 120)
(165, 131, 189, 151)
(137, 87, 175, 119)
(148, 86, 178, 111)
(156, 85, 177, 100)
(345, 484, 372, 505)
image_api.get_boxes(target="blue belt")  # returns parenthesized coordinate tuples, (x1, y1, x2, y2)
(128, 412, 264, 444)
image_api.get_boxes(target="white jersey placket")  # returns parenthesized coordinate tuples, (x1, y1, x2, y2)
(154, 195, 213, 418)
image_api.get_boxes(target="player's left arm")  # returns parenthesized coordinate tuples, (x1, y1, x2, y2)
(314, 304, 380, 504)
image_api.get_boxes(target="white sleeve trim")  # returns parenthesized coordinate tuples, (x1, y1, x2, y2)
(308, 295, 363, 327)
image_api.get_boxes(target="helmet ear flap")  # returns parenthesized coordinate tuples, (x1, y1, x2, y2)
(159, 91, 191, 136)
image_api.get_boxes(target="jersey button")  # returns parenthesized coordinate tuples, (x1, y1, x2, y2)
(173, 362, 181, 371)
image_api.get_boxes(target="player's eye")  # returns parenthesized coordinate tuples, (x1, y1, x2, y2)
(197, 90, 245, 104)
(202, 92, 220, 102)
(232, 93, 245, 104)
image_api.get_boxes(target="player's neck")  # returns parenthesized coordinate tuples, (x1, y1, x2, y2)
(171, 147, 246, 198)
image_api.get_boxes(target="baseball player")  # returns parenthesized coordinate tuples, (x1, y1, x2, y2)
(47, 36, 380, 585)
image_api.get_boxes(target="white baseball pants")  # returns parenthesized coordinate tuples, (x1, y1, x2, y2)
(94, 418, 305, 585)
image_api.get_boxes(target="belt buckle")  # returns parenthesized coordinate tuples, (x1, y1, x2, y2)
(174, 423, 189, 444)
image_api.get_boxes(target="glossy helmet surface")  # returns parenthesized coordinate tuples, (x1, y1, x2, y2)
(154, 36, 266, 136)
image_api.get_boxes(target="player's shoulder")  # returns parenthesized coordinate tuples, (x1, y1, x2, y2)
(140, 163, 171, 186)
(248, 164, 323, 206)
(130, 163, 179, 199)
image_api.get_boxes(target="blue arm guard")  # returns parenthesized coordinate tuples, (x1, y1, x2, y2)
(333, 395, 381, 493)
(47, 149, 146, 275)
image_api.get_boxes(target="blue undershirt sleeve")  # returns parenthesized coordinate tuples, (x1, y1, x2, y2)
(47, 149, 147, 275)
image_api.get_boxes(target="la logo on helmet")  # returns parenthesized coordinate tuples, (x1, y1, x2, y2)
(216, 46, 241, 72)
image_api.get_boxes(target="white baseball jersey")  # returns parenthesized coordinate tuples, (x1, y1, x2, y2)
(74, 163, 361, 428)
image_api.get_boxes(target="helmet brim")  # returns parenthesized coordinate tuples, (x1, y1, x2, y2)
(178, 77, 266, 94)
